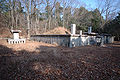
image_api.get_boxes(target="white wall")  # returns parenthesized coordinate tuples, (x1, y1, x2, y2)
(70, 35, 97, 47)
(13, 33, 19, 39)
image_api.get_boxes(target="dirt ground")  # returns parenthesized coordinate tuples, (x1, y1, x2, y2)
(43, 27, 70, 35)
(0, 40, 120, 80)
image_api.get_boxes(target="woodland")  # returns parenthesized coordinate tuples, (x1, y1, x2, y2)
(0, 0, 120, 39)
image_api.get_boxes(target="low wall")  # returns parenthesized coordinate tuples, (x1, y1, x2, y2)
(70, 35, 96, 47)
(30, 34, 70, 47)
(31, 34, 114, 47)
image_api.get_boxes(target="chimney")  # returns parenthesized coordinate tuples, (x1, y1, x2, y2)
(80, 30, 82, 35)
(88, 26, 92, 34)
(71, 24, 76, 35)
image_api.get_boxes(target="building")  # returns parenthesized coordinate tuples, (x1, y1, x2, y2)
(31, 24, 114, 47)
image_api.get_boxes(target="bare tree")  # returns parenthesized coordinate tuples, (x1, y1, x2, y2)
(9, 0, 15, 29)
(22, 0, 30, 38)
(45, 0, 56, 30)
(61, 0, 79, 28)
(97, 0, 120, 22)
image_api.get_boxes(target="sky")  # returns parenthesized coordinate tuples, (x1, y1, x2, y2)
(80, 0, 97, 11)
(81, 0, 120, 18)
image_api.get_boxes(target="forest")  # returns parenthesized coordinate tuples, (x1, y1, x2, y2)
(0, 0, 120, 39)
(0, 0, 120, 79)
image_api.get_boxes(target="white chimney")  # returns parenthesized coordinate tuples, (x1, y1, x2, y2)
(88, 26, 92, 34)
(71, 24, 76, 35)
(80, 30, 82, 35)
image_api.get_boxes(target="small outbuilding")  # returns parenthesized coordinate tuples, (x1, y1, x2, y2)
(8, 30, 26, 44)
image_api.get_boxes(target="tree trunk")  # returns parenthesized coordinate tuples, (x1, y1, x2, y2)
(63, 8, 65, 28)
(35, 16, 37, 34)
(27, 14, 30, 38)
(26, 1, 30, 39)
(48, 15, 51, 30)
(45, 22, 47, 32)
(16, 14, 18, 27)
(63, 1, 65, 28)
(19, 14, 22, 27)
(11, 7, 14, 29)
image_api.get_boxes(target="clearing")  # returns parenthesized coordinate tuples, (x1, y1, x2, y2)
(0, 40, 120, 80)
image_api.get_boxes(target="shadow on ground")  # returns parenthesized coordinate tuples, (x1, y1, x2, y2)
(0, 44, 120, 80)
(0, 45, 13, 55)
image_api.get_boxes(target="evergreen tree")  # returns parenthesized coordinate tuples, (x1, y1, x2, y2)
(91, 8, 103, 32)
(103, 12, 120, 40)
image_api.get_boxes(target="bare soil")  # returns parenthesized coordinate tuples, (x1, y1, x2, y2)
(43, 27, 71, 35)
(0, 27, 12, 38)
(0, 40, 120, 80)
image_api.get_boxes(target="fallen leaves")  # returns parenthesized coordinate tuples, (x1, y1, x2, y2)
(0, 40, 120, 79)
